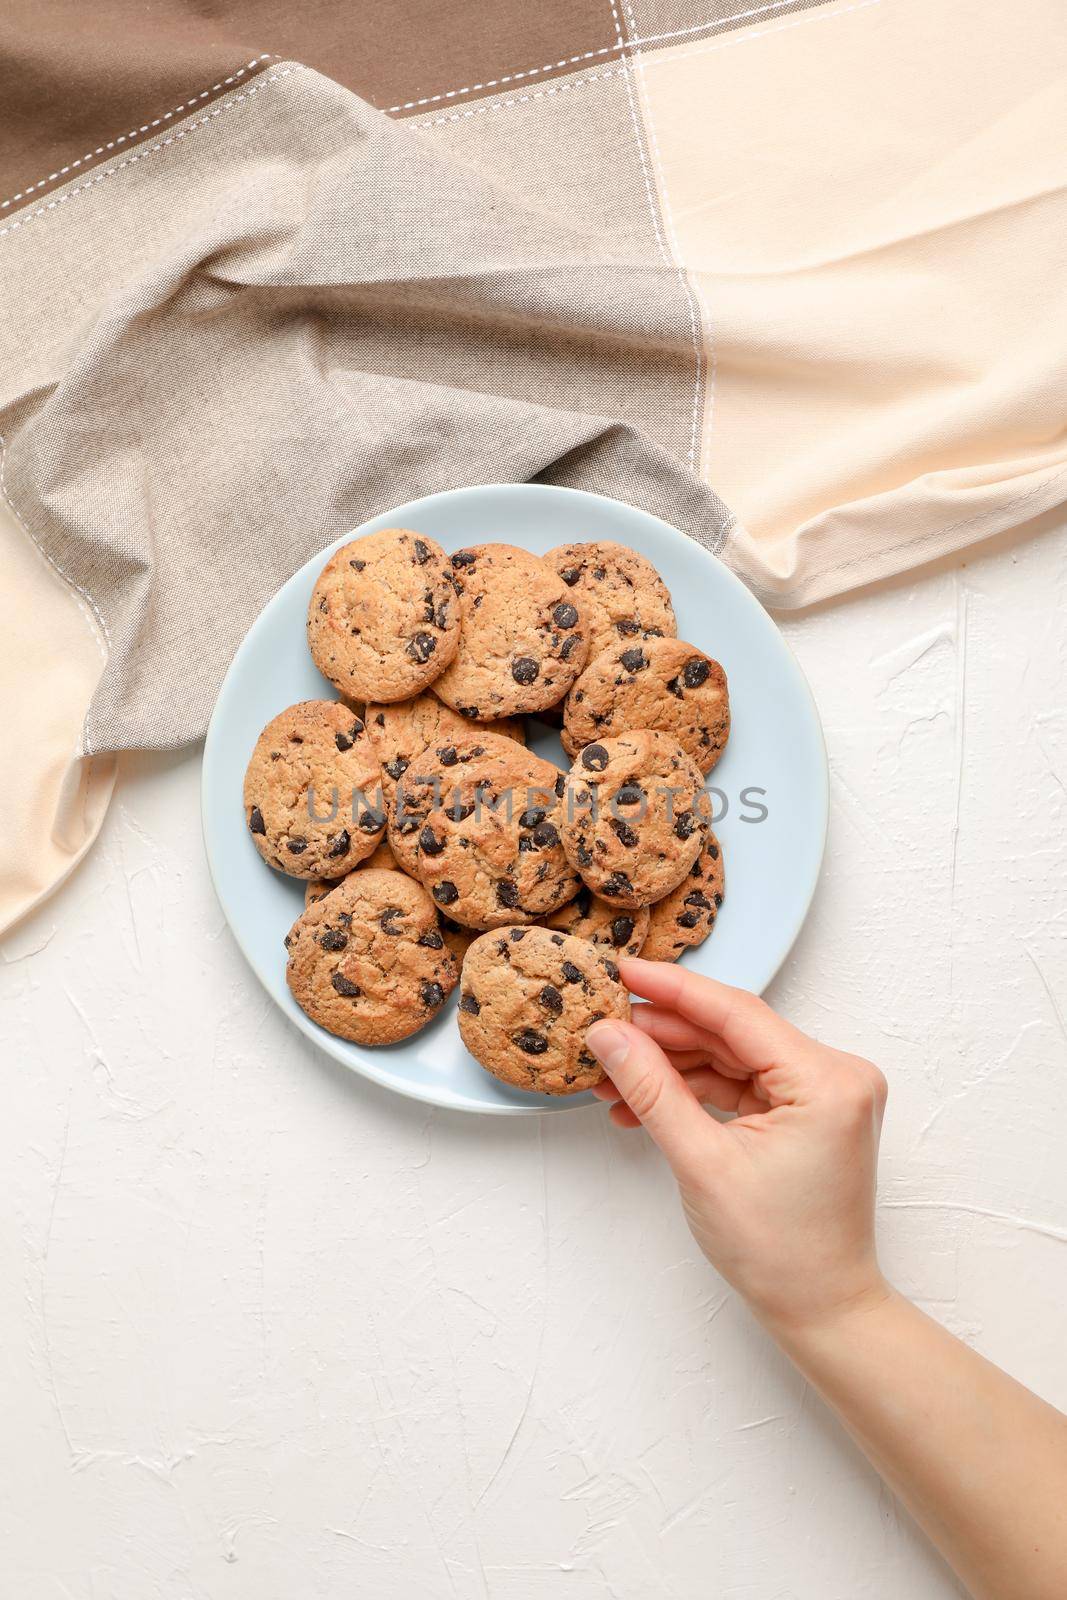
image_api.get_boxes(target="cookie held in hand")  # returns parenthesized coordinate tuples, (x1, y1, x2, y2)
(458, 924, 630, 1095)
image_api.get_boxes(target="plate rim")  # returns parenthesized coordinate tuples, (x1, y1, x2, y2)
(201, 482, 829, 1115)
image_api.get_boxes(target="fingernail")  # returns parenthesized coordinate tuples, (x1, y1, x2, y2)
(586, 1021, 630, 1074)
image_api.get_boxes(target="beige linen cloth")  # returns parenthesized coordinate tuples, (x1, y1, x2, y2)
(1, 0, 1064, 932)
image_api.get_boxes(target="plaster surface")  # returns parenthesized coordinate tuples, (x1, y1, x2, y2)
(3, 513, 1065, 1599)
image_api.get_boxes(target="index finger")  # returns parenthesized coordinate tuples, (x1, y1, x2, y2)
(618, 959, 821, 1080)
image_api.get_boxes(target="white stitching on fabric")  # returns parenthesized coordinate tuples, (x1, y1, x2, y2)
(386, 1, 807, 112)
(413, 67, 627, 129)
(0, 433, 110, 755)
(640, 0, 883, 70)
(613, 0, 705, 471)
(0, 56, 277, 212)
(0, 67, 300, 241)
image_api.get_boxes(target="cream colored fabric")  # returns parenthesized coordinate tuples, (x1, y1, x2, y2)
(0, 484, 115, 935)
(635, 0, 1067, 604)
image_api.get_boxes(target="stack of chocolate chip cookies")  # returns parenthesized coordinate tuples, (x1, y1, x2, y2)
(242, 529, 729, 1095)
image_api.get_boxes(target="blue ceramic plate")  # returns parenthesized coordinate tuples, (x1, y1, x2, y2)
(202, 484, 827, 1114)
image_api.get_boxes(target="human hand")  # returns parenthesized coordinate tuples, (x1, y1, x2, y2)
(586, 960, 890, 1337)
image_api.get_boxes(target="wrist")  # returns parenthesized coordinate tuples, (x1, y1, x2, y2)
(757, 1275, 899, 1360)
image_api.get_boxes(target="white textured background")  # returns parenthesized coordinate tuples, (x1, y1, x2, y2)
(3, 514, 1066, 1600)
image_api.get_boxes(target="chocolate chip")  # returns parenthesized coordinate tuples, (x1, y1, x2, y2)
(335, 721, 364, 751)
(553, 603, 579, 629)
(581, 744, 608, 772)
(379, 907, 404, 934)
(684, 892, 711, 909)
(286, 838, 308, 855)
(509, 928, 528, 941)
(437, 745, 458, 767)
(677, 910, 702, 929)
(601, 959, 620, 981)
(511, 657, 540, 685)
(666, 675, 685, 700)
(331, 972, 361, 997)
(576, 845, 592, 867)
(714, 892, 723, 908)
(593, 566, 607, 580)
(458, 705, 480, 719)
(514, 1029, 549, 1055)
(433, 881, 459, 905)
(435, 603, 451, 629)
(358, 808, 385, 833)
(520, 807, 546, 829)
(559, 635, 582, 661)
(446, 799, 475, 823)
(283, 933, 292, 949)
(451, 549, 476, 567)
(554, 774, 567, 798)
(531, 822, 560, 850)
(349, 558, 366, 572)
(413, 538, 430, 565)
(420, 980, 445, 1008)
(248, 806, 266, 835)
(419, 826, 444, 856)
(709, 843, 719, 860)
(319, 928, 348, 951)
(550, 934, 565, 947)
(683, 657, 710, 688)
(328, 829, 351, 858)
(562, 961, 583, 984)
(560, 567, 580, 586)
(619, 647, 647, 673)
(615, 619, 639, 636)
(418, 929, 445, 949)
(384, 757, 409, 781)
(495, 879, 519, 908)
(459, 992, 481, 1015)
(539, 985, 564, 1015)
(601, 871, 633, 897)
(610, 916, 635, 946)
(615, 784, 645, 807)
(674, 811, 696, 841)
(610, 817, 638, 848)
(407, 633, 437, 664)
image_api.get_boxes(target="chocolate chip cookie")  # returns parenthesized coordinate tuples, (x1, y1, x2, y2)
(642, 831, 725, 962)
(545, 540, 676, 662)
(560, 730, 708, 908)
(385, 730, 522, 877)
(562, 636, 730, 776)
(544, 885, 650, 957)
(431, 544, 588, 718)
(285, 868, 458, 1044)
(411, 737, 579, 929)
(458, 925, 630, 1095)
(244, 701, 386, 879)
(307, 528, 461, 704)
(368, 691, 523, 831)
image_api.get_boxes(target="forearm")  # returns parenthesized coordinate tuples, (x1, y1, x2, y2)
(769, 1289, 1067, 1600)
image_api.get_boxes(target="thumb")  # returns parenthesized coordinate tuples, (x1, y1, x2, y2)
(586, 1019, 725, 1183)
